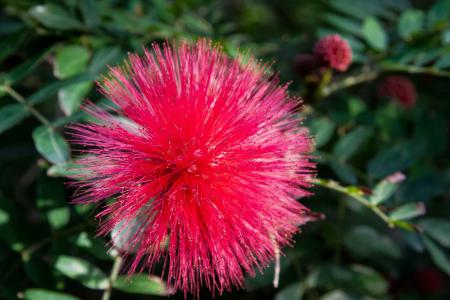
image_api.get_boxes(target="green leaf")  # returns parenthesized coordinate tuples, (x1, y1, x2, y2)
(89, 47, 123, 75)
(74, 232, 111, 260)
(398, 10, 424, 40)
(423, 236, 450, 275)
(308, 117, 336, 148)
(37, 175, 70, 230)
(434, 53, 450, 69)
(369, 179, 398, 205)
(32, 126, 70, 164)
(367, 140, 424, 179)
(182, 14, 213, 35)
(344, 226, 400, 258)
(323, 14, 362, 37)
(419, 218, 450, 248)
(29, 4, 83, 30)
(0, 195, 29, 252)
(23, 289, 81, 300)
(79, 0, 100, 28)
(333, 127, 371, 161)
(427, 0, 450, 29)
(305, 264, 387, 297)
(362, 17, 387, 51)
(58, 82, 92, 115)
(1, 47, 53, 86)
(320, 290, 353, 300)
(329, 160, 357, 185)
(28, 73, 96, 106)
(274, 283, 303, 300)
(54, 46, 90, 79)
(113, 274, 171, 295)
(351, 265, 388, 296)
(54, 45, 92, 115)
(0, 104, 27, 135)
(389, 202, 426, 221)
(47, 161, 87, 178)
(55, 255, 108, 289)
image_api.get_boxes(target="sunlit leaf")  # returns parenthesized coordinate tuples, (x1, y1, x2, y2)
(55, 256, 108, 289)
(113, 274, 171, 295)
(23, 289, 81, 300)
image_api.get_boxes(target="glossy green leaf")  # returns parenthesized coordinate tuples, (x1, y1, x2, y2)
(23, 289, 81, 300)
(32, 126, 70, 164)
(362, 17, 387, 51)
(333, 127, 371, 161)
(389, 202, 426, 221)
(55, 255, 108, 289)
(398, 10, 424, 40)
(29, 4, 83, 30)
(423, 236, 450, 275)
(0, 104, 27, 135)
(419, 218, 450, 248)
(274, 283, 303, 300)
(112, 274, 171, 295)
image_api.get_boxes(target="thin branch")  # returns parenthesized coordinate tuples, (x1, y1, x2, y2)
(3, 85, 52, 128)
(314, 178, 394, 228)
(320, 70, 379, 98)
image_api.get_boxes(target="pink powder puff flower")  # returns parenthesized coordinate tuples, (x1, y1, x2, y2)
(378, 76, 417, 109)
(313, 34, 352, 72)
(68, 39, 316, 297)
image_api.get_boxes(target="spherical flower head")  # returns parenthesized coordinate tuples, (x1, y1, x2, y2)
(294, 53, 317, 77)
(68, 40, 315, 297)
(378, 76, 417, 109)
(313, 34, 352, 72)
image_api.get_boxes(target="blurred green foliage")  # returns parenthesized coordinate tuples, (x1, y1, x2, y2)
(0, 0, 449, 299)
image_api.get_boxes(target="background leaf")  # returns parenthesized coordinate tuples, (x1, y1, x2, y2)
(362, 17, 387, 51)
(32, 126, 70, 164)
